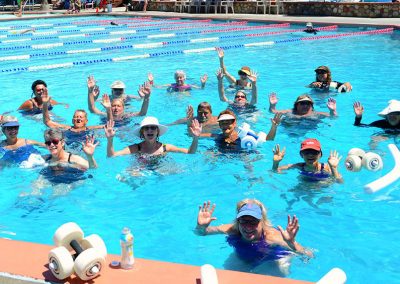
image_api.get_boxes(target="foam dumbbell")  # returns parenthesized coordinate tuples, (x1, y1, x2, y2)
(345, 148, 365, 172)
(362, 152, 383, 171)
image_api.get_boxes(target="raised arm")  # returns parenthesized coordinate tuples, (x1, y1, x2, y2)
(353, 101, 364, 126)
(165, 119, 201, 154)
(195, 201, 233, 235)
(104, 120, 133, 157)
(327, 150, 343, 183)
(42, 89, 69, 129)
(248, 70, 258, 105)
(87, 75, 100, 111)
(136, 82, 151, 116)
(272, 144, 285, 171)
(81, 135, 99, 169)
(265, 113, 282, 141)
(216, 48, 235, 84)
(315, 98, 337, 118)
(268, 92, 279, 113)
(216, 68, 229, 103)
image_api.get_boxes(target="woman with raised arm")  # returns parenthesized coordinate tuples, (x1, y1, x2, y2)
(104, 116, 202, 158)
(147, 71, 207, 93)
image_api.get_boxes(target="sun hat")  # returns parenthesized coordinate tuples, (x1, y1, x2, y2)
(314, 66, 330, 73)
(110, 80, 126, 89)
(295, 94, 314, 104)
(238, 66, 251, 76)
(1, 116, 19, 127)
(378, 100, 400, 117)
(306, 22, 313, 28)
(236, 203, 262, 220)
(217, 114, 236, 121)
(132, 116, 168, 137)
(300, 138, 321, 152)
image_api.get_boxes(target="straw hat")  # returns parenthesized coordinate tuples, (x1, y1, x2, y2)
(110, 80, 126, 89)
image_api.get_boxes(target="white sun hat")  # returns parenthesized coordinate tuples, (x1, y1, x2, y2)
(133, 116, 168, 137)
(110, 80, 126, 89)
(378, 100, 400, 117)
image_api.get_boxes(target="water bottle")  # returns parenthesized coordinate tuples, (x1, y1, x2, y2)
(120, 227, 134, 269)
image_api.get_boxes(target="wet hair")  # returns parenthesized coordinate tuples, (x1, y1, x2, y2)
(232, 199, 271, 234)
(31, 80, 47, 92)
(111, 98, 125, 108)
(217, 109, 237, 120)
(174, 70, 186, 80)
(315, 66, 332, 83)
(44, 128, 64, 141)
(197, 102, 212, 113)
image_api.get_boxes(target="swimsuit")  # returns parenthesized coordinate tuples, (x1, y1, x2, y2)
(0, 140, 40, 165)
(299, 163, 331, 181)
(64, 128, 93, 152)
(167, 83, 192, 93)
(41, 153, 88, 184)
(226, 233, 291, 266)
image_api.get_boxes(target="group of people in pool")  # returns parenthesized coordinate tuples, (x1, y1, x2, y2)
(1, 46, 400, 274)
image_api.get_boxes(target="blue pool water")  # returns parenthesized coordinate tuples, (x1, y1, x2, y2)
(0, 16, 399, 283)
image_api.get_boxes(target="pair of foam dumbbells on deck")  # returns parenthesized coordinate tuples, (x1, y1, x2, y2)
(48, 222, 107, 281)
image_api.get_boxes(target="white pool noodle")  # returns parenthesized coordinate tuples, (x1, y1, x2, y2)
(316, 268, 347, 284)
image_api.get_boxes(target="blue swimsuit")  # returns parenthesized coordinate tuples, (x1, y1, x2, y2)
(299, 163, 331, 181)
(0, 141, 40, 165)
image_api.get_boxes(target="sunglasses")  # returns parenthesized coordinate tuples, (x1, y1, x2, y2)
(316, 70, 327, 74)
(238, 71, 248, 76)
(298, 101, 312, 106)
(143, 126, 158, 131)
(238, 218, 260, 226)
(45, 138, 61, 146)
(235, 95, 246, 99)
(3, 126, 19, 131)
(301, 149, 320, 155)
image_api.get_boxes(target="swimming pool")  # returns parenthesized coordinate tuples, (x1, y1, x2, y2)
(0, 15, 399, 283)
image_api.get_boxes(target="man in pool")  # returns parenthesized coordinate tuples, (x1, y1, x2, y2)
(272, 138, 343, 183)
(303, 22, 318, 35)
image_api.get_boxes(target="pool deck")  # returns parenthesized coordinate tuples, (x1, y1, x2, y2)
(0, 238, 312, 284)
(0, 7, 399, 28)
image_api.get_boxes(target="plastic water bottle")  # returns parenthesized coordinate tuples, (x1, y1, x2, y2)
(120, 227, 134, 269)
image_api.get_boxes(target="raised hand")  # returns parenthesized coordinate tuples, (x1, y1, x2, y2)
(271, 113, 282, 127)
(272, 144, 285, 162)
(138, 81, 151, 99)
(101, 94, 111, 109)
(197, 201, 217, 227)
(328, 150, 342, 168)
(200, 74, 208, 84)
(269, 92, 278, 105)
(82, 135, 99, 157)
(247, 70, 258, 83)
(104, 120, 116, 139)
(147, 72, 154, 83)
(87, 75, 96, 89)
(327, 97, 336, 112)
(278, 215, 300, 245)
(216, 68, 224, 80)
(41, 87, 50, 103)
(215, 47, 224, 59)
(189, 119, 202, 137)
(186, 105, 194, 121)
(353, 101, 364, 117)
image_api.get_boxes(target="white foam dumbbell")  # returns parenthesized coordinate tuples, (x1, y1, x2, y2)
(363, 152, 383, 171)
(345, 148, 365, 172)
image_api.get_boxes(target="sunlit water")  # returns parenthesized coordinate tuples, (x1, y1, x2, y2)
(0, 16, 399, 283)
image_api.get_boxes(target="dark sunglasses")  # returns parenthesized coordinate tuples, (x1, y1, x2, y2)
(3, 126, 19, 131)
(298, 101, 312, 106)
(235, 95, 246, 99)
(301, 149, 320, 155)
(316, 70, 327, 74)
(143, 126, 158, 131)
(238, 71, 248, 76)
(45, 138, 61, 146)
(218, 119, 235, 125)
(238, 218, 260, 226)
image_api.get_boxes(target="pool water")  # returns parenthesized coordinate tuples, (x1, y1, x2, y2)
(0, 16, 399, 283)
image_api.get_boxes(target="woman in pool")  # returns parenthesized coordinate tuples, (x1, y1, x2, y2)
(216, 48, 252, 90)
(269, 93, 337, 118)
(147, 70, 208, 93)
(196, 199, 312, 270)
(104, 116, 202, 157)
(18, 80, 68, 114)
(272, 138, 343, 183)
(201, 110, 281, 151)
(88, 82, 151, 124)
(217, 68, 257, 108)
(0, 116, 44, 165)
(307, 66, 352, 93)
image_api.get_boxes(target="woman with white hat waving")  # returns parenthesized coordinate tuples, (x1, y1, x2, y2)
(104, 116, 202, 157)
